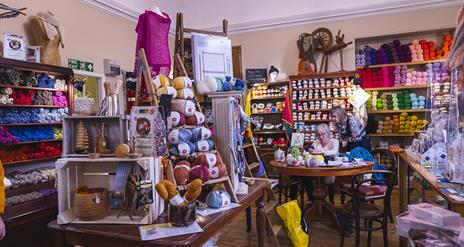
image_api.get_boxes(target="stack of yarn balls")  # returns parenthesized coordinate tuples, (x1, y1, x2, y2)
(52, 91, 68, 106)
(376, 113, 428, 134)
(5, 166, 56, 190)
(393, 65, 408, 86)
(173, 153, 228, 185)
(435, 34, 453, 59)
(53, 127, 63, 139)
(196, 76, 245, 95)
(0, 87, 13, 105)
(0, 126, 19, 144)
(8, 126, 59, 142)
(367, 90, 428, 111)
(409, 93, 426, 109)
(0, 142, 62, 163)
(168, 126, 214, 156)
(11, 89, 34, 105)
(426, 62, 448, 83)
(0, 107, 68, 124)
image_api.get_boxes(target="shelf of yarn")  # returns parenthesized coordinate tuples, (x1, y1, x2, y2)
(3, 155, 62, 166)
(292, 85, 354, 91)
(252, 81, 288, 87)
(356, 59, 447, 70)
(0, 84, 67, 92)
(251, 96, 285, 101)
(368, 133, 415, 137)
(368, 113, 428, 138)
(0, 139, 62, 147)
(6, 180, 55, 198)
(3, 190, 57, 221)
(0, 104, 66, 108)
(364, 85, 430, 91)
(297, 108, 352, 112)
(250, 111, 282, 115)
(293, 96, 350, 102)
(0, 122, 62, 126)
(367, 109, 431, 114)
(253, 130, 285, 134)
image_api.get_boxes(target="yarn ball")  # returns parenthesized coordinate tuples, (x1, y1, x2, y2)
(168, 128, 192, 144)
(195, 139, 214, 152)
(176, 88, 195, 99)
(206, 190, 231, 208)
(174, 161, 191, 185)
(172, 76, 193, 90)
(172, 99, 196, 117)
(196, 77, 218, 95)
(156, 86, 177, 98)
(189, 165, 210, 183)
(190, 127, 212, 142)
(209, 162, 227, 179)
(115, 143, 130, 158)
(185, 111, 205, 126)
(170, 142, 195, 157)
(167, 111, 185, 128)
(196, 153, 219, 168)
(153, 75, 170, 89)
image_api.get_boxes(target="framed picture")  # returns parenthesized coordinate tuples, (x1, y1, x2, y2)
(291, 133, 305, 148)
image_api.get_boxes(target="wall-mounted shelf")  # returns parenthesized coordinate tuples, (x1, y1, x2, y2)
(364, 85, 430, 91)
(253, 81, 288, 87)
(3, 156, 62, 166)
(356, 59, 447, 70)
(368, 133, 415, 137)
(251, 112, 282, 115)
(0, 139, 62, 147)
(0, 84, 67, 92)
(367, 109, 431, 114)
(0, 122, 62, 126)
(293, 85, 353, 91)
(294, 96, 350, 102)
(0, 104, 66, 108)
(297, 108, 352, 113)
(251, 96, 285, 101)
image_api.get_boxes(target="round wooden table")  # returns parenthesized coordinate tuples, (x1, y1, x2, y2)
(270, 160, 373, 235)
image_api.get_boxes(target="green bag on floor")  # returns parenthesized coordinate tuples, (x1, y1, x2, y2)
(275, 200, 309, 247)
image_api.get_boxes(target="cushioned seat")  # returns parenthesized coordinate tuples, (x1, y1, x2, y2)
(341, 201, 384, 218)
(340, 183, 387, 198)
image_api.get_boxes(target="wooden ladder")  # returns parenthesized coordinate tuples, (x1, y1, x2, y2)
(243, 132, 284, 247)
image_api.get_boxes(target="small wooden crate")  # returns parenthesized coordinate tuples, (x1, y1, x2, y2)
(62, 116, 128, 157)
(56, 157, 163, 225)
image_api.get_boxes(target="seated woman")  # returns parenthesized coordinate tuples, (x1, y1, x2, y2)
(311, 123, 339, 203)
(330, 106, 372, 152)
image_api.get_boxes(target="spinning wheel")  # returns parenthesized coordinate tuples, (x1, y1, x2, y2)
(312, 28, 333, 51)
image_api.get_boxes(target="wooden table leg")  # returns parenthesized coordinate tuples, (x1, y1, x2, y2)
(398, 155, 408, 247)
(256, 195, 266, 247)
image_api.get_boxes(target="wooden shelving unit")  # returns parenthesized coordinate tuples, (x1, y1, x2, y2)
(355, 59, 447, 70)
(364, 85, 430, 91)
(0, 139, 62, 147)
(0, 122, 62, 126)
(367, 109, 431, 114)
(294, 96, 350, 102)
(0, 84, 67, 92)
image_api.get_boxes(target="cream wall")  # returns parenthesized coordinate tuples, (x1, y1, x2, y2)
(0, 0, 137, 73)
(230, 5, 460, 77)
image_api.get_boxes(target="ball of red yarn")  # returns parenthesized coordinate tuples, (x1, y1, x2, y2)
(174, 160, 191, 185)
(189, 165, 210, 183)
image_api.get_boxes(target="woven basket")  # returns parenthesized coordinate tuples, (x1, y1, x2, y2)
(73, 188, 109, 221)
(74, 97, 96, 116)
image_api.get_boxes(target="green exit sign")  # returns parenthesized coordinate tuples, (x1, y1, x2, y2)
(68, 58, 94, 72)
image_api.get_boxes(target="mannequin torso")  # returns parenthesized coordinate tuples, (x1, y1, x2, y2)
(149, 6, 167, 18)
(27, 17, 61, 66)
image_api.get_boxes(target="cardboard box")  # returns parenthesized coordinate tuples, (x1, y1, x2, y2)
(56, 157, 163, 225)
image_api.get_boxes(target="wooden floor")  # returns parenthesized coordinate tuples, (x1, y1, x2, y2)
(217, 189, 404, 247)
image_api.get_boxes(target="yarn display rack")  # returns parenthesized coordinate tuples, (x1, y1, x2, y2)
(354, 29, 454, 149)
(289, 71, 358, 144)
(250, 82, 288, 152)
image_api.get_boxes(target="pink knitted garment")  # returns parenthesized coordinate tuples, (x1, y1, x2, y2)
(134, 11, 171, 77)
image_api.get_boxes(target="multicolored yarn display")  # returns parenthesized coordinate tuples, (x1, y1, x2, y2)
(0, 142, 62, 163)
(0, 107, 68, 124)
(0, 126, 19, 144)
(8, 126, 60, 142)
(367, 90, 427, 111)
(355, 35, 454, 67)
(375, 113, 428, 134)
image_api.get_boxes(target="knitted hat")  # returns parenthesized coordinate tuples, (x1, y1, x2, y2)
(168, 128, 192, 144)
(172, 76, 193, 90)
(206, 190, 231, 208)
(185, 111, 205, 125)
(190, 127, 212, 142)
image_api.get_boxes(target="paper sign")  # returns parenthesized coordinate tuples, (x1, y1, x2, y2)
(291, 133, 305, 148)
(348, 88, 370, 109)
(139, 221, 203, 241)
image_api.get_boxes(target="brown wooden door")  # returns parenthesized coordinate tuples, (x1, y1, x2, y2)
(232, 46, 243, 79)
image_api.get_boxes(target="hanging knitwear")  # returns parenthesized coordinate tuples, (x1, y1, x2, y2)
(134, 11, 171, 77)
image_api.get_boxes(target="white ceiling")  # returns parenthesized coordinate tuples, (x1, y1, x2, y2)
(82, 0, 461, 33)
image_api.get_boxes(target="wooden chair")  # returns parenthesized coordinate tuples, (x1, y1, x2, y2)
(339, 170, 396, 247)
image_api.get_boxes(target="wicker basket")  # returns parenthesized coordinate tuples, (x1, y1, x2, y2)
(73, 188, 109, 220)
